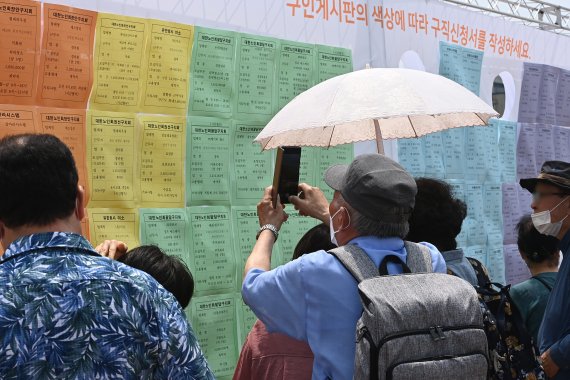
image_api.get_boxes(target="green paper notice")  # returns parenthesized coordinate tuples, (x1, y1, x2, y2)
(316, 45, 353, 83)
(235, 34, 279, 119)
(187, 206, 236, 295)
(231, 206, 283, 290)
(278, 41, 317, 109)
(277, 211, 320, 267)
(187, 117, 232, 205)
(315, 144, 354, 202)
(231, 122, 274, 205)
(189, 27, 237, 117)
(139, 208, 188, 258)
(188, 294, 239, 378)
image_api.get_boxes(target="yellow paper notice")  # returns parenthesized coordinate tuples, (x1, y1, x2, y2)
(137, 114, 186, 207)
(88, 208, 139, 250)
(86, 110, 138, 208)
(89, 14, 149, 112)
(140, 21, 193, 115)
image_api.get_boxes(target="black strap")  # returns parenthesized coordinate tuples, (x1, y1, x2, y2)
(531, 276, 553, 292)
(378, 255, 411, 276)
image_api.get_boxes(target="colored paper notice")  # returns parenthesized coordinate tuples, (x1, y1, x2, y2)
(231, 123, 273, 205)
(88, 208, 140, 250)
(137, 115, 185, 207)
(36, 107, 89, 202)
(487, 236, 505, 284)
(188, 295, 239, 378)
(38, 5, 96, 108)
(0, 104, 37, 137)
(86, 111, 137, 208)
(277, 211, 320, 267)
(438, 41, 483, 95)
(465, 245, 487, 267)
(443, 128, 466, 179)
(465, 125, 498, 183)
(397, 139, 425, 178)
(187, 117, 231, 205)
(235, 34, 278, 119)
(141, 21, 193, 115)
(231, 206, 283, 287)
(237, 296, 257, 348)
(278, 41, 316, 109)
(187, 206, 236, 295)
(554, 126, 570, 162)
(504, 243, 531, 285)
(423, 132, 445, 179)
(517, 123, 538, 179)
(556, 70, 570, 126)
(465, 183, 486, 246)
(315, 144, 354, 202)
(189, 27, 236, 117)
(535, 124, 555, 174)
(298, 147, 317, 185)
(139, 208, 188, 257)
(483, 183, 503, 237)
(0, 0, 40, 105)
(90, 14, 148, 112)
(502, 183, 521, 245)
(316, 45, 353, 83)
(497, 120, 517, 183)
(518, 63, 559, 125)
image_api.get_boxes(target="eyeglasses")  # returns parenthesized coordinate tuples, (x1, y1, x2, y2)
(532, 192, 569, 202)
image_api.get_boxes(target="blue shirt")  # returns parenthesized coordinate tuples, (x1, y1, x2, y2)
(242, 236, 446, 380)
(539, 229, 570, 379)
(0, 232, 215, 380)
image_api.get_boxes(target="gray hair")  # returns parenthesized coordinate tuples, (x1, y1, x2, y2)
(341, 196, 409, 238)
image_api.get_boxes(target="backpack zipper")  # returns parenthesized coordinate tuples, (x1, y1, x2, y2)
(365, 324, 485, 348)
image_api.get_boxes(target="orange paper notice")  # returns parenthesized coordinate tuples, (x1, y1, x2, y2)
(0, 0, 41, 105)
(36, 107, 89, 203)
(38, 4, 97, 108)
(0, 104, 37, 137)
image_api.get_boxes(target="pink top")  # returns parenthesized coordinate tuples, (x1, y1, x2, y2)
(233, 320, 314, 380)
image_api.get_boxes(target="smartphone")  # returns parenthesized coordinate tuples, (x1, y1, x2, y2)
(272, 146, 302, 208)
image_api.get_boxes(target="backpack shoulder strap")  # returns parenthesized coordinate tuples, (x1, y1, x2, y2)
(532, 276, 553, 292)
(466, 257, 492, 288)
(403, 241, 433, 273)
(328, 245, 378, 283)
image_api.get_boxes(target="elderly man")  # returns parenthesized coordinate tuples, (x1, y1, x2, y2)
(242, 154, 446, 379)
(520, 160, 570, 380)
(0, 134, 213, 379)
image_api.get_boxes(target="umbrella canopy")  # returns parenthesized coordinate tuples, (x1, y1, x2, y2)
(255, 68, 498, 153)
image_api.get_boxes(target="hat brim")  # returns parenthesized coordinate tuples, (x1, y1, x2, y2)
(324, 164, 348, 191)
(520, 178, 570, 193)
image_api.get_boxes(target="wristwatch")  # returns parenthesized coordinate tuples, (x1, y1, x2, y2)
(256, 224, 279, 242)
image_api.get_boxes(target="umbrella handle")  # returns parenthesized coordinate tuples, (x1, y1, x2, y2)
(373, 119, 384, 155)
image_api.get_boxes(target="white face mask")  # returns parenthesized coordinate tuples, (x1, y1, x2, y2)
(329, 208, 350, 245)
(531, 196, 569, 237)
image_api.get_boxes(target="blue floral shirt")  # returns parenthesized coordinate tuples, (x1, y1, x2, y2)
(0, 232, 215, 380)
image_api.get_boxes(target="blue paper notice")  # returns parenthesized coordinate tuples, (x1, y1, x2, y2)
(439, 41, 484, 95)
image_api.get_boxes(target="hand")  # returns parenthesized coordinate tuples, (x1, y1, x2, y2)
(540, 349, 560, 378)
(288, 183, 330, 224)
(257, 186, 288, 230)
(95, 240, 128, 260)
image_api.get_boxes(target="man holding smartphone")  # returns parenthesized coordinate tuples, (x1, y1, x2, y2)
(242, 153, 446, 379)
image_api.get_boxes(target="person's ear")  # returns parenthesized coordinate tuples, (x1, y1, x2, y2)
(339, 207, 351, 230)
(75, 185, 86, 221)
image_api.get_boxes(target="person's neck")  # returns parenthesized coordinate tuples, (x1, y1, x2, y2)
(2, 217, 81, 249)
(528, 262, 558, 277)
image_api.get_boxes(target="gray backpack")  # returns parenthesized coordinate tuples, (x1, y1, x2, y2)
(329, 243, 488, 380)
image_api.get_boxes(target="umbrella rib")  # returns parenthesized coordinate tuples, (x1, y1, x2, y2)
(475, 113, 488, 125)
(326, 126, 334, 148)
(408, 116, 418, 138)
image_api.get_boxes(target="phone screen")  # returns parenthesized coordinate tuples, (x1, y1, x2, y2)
(272, 146, 301, 207)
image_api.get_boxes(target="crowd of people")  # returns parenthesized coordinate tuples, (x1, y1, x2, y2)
(0, 133, 568, 379)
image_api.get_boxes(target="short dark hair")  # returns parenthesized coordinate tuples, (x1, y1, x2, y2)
(516, 214, 560, 265)
(119, 245, 194, 308)
(292, 223, 336, 260)
(406, 178, 467, 252)
(0, 134, 78, 228)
